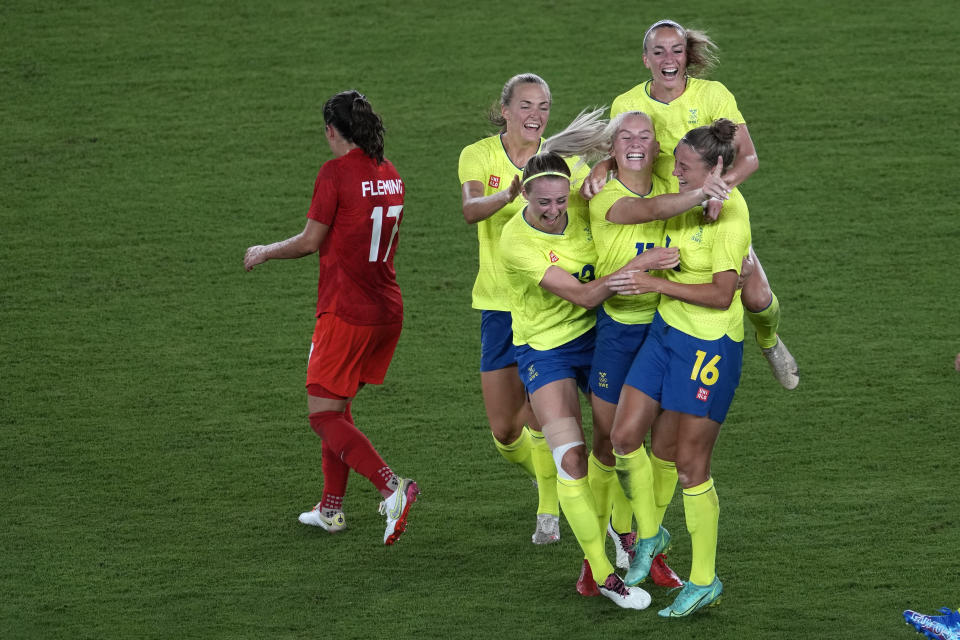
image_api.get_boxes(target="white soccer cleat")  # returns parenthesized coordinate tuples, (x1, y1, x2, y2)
(607, 521, 636, 570)
(598, 573, 651, 610)
(378, 478, 419, 545)
(298, 504, 346, 533)
(761, 336, 799, 390)
(531, 513, 561, 545)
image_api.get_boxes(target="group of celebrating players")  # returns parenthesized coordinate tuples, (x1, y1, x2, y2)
(459, 18, 799, 615)
(244, 17, 800, 620)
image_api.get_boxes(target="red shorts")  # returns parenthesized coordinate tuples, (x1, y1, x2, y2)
(306, 313, 402, 399)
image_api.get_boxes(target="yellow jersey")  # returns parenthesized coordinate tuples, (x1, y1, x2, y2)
(589, 175, 672, 325)
(458, 136, 589, 311)
(459, 134, 540, 311)
(611, 78, 744, 188)
(500, 203, 596, 351)
(658, 188, 751, 342)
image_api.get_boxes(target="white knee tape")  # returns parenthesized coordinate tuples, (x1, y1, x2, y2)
(542, 417, 584, 481)
(551, 441, 584, 481)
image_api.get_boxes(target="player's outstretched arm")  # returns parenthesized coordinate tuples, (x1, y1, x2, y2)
(244, 219, 330, 271)
(607, 158, 730, 224)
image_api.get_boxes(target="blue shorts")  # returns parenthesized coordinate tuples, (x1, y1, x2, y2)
(589, 306, 651, 404)
(516, 328, 595, 396)
(480, 310, 518, 372)
(624, 313, 743, 423)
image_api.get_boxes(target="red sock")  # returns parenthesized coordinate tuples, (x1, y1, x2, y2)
(320, 440, 348, 512)
(309, 410, 394, 495)
(318, 402, 353, 512)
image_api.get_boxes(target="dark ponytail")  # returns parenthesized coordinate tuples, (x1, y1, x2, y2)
(678, 118, 737, 172)
(323, 90, 386, 164)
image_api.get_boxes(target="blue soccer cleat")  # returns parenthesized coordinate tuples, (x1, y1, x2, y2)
(657, 576, 723, 618)
(624, 525, 670, 586)
(903, 607, 960, 640)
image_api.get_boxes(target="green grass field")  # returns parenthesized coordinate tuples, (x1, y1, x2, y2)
(3, 1, 959, 637)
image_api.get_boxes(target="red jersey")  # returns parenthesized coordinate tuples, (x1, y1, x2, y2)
(307, 148, 404, 325)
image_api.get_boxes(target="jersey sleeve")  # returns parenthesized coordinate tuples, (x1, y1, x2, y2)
(610, 92, 628, 119)
(707, 82, 745, 125)
(307, 162, 339, 225)
(458, 142, 488, 184)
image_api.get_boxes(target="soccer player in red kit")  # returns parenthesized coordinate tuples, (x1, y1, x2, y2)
(244, 90, 418, 545)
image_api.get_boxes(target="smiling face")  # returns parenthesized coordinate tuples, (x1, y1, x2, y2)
(522, 176, 570, 233)
(672, 142, 710, 193)
(612, 113, 659, 173)
(502, 82, 551, 144)
(643, 26, 687, 93)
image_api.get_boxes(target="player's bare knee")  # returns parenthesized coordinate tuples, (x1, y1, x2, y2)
(675, 460, 710, 489)
(742, 277, 773, 313)
(490, 418, 523, 444)
(610, 423, 643, 456)
(592, 433, 616, 467)
(560, 445, 588, 480)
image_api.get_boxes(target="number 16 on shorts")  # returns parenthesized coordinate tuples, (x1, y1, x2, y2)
(690, 350, 721, 385)
(678, 341, 742, 423)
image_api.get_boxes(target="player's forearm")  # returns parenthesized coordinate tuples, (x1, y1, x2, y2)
(594, 156, 615, 178)
(654, 279, 735, 310)
(562, 277, 615, 310)
(721, 153, 758, 189)
(259, 232, 318, 261)
(725, 125, 759, 188)
(462, 190, 513, 224)
(608, 188, 713, 225)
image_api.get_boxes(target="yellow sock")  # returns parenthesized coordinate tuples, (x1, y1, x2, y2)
(529, 430, 559, 516)
(649, 451, 678, 527)
(614, 446, 658, 538)
(610, 482, 634, 534)
(587, 453, 616, 534)
(557, 475, 614, 584)
(683, 477, 720, 586)
(746, 292, 780, 349)
(491, 426, 535, 479)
